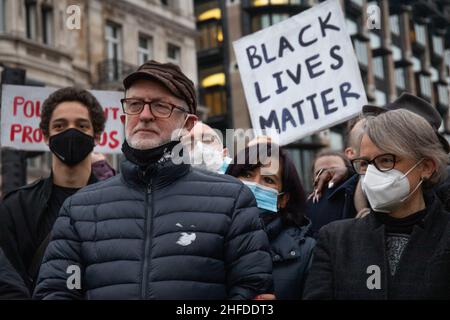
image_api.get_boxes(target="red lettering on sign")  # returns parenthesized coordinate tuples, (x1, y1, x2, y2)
(13, 96, 25, 116)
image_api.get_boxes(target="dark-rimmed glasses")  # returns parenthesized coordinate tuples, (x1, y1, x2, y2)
(121, 98, 188, 118)
(351, 153, 397, 175)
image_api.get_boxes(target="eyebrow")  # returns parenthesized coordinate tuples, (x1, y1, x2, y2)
(51, 118, 91, 124)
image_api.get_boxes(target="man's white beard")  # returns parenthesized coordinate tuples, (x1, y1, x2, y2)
(126, 136, 170, 150)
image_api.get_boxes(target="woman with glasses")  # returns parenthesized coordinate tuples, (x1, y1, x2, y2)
(226, 140, 316, 300)
(303, 109, 450, 299)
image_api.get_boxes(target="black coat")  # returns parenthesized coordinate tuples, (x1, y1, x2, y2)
(33, 160, 273, 300)
(303, 192, 450, 300)
(306, 174, 359, 238)
(0, 248, 29, 299)
(265, 216, 315, 300)
(0, 173, 97, 290)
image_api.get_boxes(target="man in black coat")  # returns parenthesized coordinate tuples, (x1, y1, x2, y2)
(0, 248, 29, 299)
(0, 87, 104, 293)
(33, 61, 273, 300)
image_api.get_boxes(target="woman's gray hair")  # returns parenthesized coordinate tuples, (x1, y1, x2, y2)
(365, 109, 449, 188)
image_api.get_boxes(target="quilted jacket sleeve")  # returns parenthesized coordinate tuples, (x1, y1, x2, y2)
(33, 199, 84, 300)
(225, 184, 274, 300)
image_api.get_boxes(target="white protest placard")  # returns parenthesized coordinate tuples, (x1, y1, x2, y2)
(1, 85, 124, 154)
(233, 0, 367, 146)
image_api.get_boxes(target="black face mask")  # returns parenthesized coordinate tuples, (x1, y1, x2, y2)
(49, 128, 95, 166)
(122, 139, 179, 168)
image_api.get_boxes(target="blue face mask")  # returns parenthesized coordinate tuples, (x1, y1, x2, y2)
(242, 181, 281, 213)
(217, 156, 232, 174)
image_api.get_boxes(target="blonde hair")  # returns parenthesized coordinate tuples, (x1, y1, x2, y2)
(365, 109, 449, 187)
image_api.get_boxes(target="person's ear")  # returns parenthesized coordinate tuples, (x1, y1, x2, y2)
(223, 147, 229, 158)
(43, 134, 50, 146)
(94, 133, 102, 145)
(278, 193, 290, 210)
(344, 147, 355, 160)
(185, 114, 198, 132)
(419, 158, 436, 180)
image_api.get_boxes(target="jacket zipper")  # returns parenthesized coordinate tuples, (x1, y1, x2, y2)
(141, 181, 153, 299)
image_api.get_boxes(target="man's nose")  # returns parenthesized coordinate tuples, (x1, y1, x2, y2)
(139, 104, 155, 121)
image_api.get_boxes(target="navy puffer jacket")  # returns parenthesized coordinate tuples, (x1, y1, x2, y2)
(33, 160, 273, 300)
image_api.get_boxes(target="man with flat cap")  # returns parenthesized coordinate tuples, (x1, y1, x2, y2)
(33, 61, 273, 300)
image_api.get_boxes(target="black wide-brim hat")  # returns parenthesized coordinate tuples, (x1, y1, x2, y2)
(362, 92, 450, 153)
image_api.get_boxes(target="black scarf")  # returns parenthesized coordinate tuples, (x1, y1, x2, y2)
(122, 140, 179, 168)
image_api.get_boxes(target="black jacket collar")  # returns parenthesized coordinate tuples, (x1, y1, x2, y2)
(367, 191, 446, 231)
(121, 158, 190, 190)
(38, 170, 98, 211)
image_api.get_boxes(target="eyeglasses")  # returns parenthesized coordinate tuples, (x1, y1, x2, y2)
(351, 153, 397, 175)
(120, 98, 188, 118)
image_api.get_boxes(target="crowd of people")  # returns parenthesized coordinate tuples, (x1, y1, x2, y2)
(0, 60, 449, 300)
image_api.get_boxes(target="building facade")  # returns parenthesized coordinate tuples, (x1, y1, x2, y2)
(0, 0, 198, 191)
(194, 0, 450, 190)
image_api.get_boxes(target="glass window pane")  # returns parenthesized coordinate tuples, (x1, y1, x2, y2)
(354, 40, 368, 66)
(373, 56, 384, 78)
(395, 68, 406, 89)
(438, 84, 449, 105)
(412, 56, 421, 72)
(390, 15, 400, 35)
(346, 18, 358, 36)
(167, 43, 181, 63)
(392, 45, 402, 61)
(419, 75, 431, 98)
(433, 36, 443, 56)
(374, 89, 387, 106)
(414, 24, 426, 45)
(430, 67, 439, 82)
(370, 32, 381, 49)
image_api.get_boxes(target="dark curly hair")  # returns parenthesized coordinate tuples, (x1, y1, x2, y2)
(39, 87, 105, 138)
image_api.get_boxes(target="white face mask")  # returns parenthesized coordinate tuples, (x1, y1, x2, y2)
(361, 160, 424, 213)
(190, 141, 224, 172)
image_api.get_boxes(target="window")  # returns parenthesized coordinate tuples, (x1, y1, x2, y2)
(138, 35, 153, 65)
(350, 0, 364, 6)
(437, 84, 449, 106)
(105, 22, 122, 81)
(419, 74, 431, 99)
(251, 0, 301, 6)
(370, 31, 381, 49)
(204, 89, 226, 116)
(432, 35, 443, 56)
(430, 67, 439, 82)
(0, 0, 5, 33)
(354, 40, 368, 66)
(200, 67, 227, 117)
(373, 56, 384, 78)
(345, 18, 358, 36)
(41, 6, 53, 46)
(392, 45, 402, 62)
(412, 56, 421, 72)
(198, 23, 222, 50)
(251, 13, 289, 32)
(374, 89, 387, 106)
(25, 0, 37, 40)
(390, 15, 400, 36)
(414, 23, 426, 46)
(395, 68, 406, 89)
(161, 0, 169, 6)
(167, 43, 181, 64)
